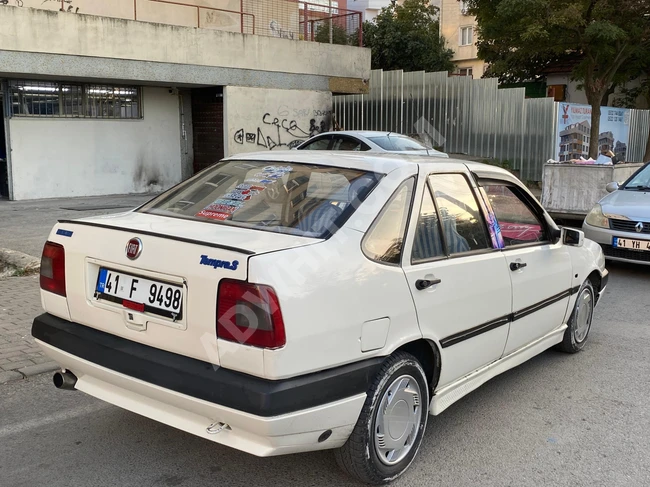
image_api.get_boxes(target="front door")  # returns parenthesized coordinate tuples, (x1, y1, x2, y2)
(481, 183, 573, 355)
(402, 169, 512, 388)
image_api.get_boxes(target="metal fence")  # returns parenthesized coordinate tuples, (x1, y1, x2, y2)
(334, 69, 649, 182)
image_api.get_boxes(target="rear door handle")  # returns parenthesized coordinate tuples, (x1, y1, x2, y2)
(415, 278, 442, 290)
(510, 262, 527, 271)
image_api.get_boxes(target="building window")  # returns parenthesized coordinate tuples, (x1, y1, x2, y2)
(459, 26, 473, 46)
(459, 1, 470, 15)
(9, 80, 141, 119)
(457, 67, 473, 77)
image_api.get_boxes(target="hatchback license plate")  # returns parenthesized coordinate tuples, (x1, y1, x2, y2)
(613, 237, 650, 251)
(96, 268, 183, 320)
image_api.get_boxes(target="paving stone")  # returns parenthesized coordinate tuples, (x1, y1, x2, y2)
(0, 370, 23, 384)
(17, 362, 59, 377)
(2, 360, 35, 371)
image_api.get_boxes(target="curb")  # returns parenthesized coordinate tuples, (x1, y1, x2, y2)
(0, 248, 40, 278)
(0, 362, 59, 384)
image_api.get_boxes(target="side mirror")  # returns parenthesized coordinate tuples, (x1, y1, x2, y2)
(606, 181, 619, 193)
(562, 227, 584, 247)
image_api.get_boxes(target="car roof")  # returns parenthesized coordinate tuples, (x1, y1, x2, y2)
(225, 150, 518, 181)
(314, 131, 406, 138)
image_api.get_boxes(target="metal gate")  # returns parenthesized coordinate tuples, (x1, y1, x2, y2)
(191, 87, 224, 174)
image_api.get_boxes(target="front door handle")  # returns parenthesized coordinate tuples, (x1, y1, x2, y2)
(510, 262, 527, 271)
(415, 278, 442, 290)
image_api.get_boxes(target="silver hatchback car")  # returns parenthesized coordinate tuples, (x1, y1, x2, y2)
(583, 162, 650, 265)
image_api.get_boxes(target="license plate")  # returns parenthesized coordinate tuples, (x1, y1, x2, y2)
(96, 268, 183, 320)
(613, 237, 650, 252)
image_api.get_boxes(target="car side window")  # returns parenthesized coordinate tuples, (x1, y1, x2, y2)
(428, 173, 491, 254)
(411, 186, 445, 263)
(483, 184, 548, 246)
(331, 136, 368, 151)
(301, 136, 331, 150)
(362, 178, 415, 265)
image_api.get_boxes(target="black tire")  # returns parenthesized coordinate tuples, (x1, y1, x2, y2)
(334, 352, 429, 485)
(555, 279, 595, 353)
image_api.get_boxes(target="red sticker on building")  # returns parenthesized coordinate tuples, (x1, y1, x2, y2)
(196, 210, 231, 221)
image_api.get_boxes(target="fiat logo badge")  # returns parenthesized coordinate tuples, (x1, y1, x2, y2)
(636, 222, 644, 233)
(126, 238, 143, 260)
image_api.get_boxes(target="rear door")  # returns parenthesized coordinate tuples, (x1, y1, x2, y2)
(481, 182, 572, 355)
(402, 168, 512, 388)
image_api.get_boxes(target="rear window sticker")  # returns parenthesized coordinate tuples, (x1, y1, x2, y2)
(203, 203, 240, 214)
(196, 210, 231, 221)
(211, 199, 245, 208)
(262, 165, 293, 173)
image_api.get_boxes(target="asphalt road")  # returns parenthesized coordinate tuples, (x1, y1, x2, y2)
(2, 262, 649, 487)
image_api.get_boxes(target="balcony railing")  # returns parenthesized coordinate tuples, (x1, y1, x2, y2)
(137, 0, 363, 46)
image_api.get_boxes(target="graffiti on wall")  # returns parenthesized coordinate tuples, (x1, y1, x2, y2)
(0, 0, 24, 6)
(234, 106, 331, 150)
(269, 20, 295, 40)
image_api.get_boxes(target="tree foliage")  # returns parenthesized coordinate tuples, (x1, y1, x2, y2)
(362, 0, 455, 73)
(314, 21, 354, 46)
(467, 0, 650, 158)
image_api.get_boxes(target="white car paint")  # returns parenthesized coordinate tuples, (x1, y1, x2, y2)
(296, 130, 449, 158)
(34, 151, 607, 462)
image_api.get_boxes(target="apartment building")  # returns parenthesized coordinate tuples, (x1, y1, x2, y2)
(558, 121, 590, 162)
(439, 0, 485, 77)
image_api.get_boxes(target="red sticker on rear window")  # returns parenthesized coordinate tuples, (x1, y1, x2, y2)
(196, 210, 231, 221)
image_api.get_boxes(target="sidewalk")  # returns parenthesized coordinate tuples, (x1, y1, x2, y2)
(0, 193, 156, 383)
(0, 275, 56, 383)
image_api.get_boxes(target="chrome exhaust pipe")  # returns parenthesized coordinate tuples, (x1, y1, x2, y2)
(53, 370, 77, 390)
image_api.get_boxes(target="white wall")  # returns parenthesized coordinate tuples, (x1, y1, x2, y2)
(9, 87, 182, 200)
(224, 86, 332, 157)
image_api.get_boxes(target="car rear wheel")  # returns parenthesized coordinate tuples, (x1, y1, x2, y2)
(335, 352, 429, 484)
(555, 279, 595, 353)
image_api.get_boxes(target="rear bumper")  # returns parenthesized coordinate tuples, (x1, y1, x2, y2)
(32, 313, 379, 456)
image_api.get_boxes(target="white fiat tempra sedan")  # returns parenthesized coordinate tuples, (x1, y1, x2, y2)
(33, 152, 608, 484)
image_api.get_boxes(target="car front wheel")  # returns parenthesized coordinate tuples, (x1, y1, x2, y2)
(335, 352, 429, 484)
(556, 279, 595, 353)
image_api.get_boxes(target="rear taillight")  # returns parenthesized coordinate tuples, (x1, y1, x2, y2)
(40, 241, 66, 297)
(217, 279, 286, 349)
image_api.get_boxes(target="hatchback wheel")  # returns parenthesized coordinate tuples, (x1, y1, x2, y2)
(556, 279, 595, 353)
(335, 352, 429, 484)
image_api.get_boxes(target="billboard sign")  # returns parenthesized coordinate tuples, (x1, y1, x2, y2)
(556, 103, 630, 162)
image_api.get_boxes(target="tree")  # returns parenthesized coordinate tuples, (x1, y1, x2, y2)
(468, 0, 650, 159)
(314, 21, 351, 46)
(362, 0, 455, 73)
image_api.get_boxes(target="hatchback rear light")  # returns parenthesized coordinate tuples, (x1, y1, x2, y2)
(217, 279, 286, 349)
(40, 241, 66, 297)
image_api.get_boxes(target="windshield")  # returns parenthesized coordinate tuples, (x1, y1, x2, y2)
(368, 135, 430, 151)
(138, 161, 382, 238)
(623, 164, 650, 190)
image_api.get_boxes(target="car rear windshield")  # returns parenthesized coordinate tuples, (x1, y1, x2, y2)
(367, 135, 430, 151)
(138, 160, 382, 238)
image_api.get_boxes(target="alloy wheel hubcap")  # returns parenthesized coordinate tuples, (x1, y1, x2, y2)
(574, 288, 594, 343)
(374, 375, 422, 465)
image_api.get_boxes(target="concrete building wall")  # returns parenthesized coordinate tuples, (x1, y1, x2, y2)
(0, 6, 370, 81)
(15, 0, 295, 35)
(224, 86, 332, 156)
(9, 87, 181, 200)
